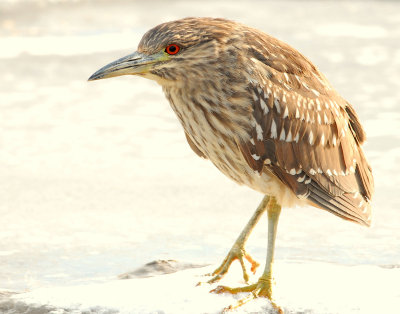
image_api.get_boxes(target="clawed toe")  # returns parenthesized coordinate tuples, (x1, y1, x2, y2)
(210, 279, 283, 313)
(206, 246, 259, 284)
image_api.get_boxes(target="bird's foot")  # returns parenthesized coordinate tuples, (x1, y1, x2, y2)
(206, 244, 259, 284)
(210, 277, 283, 313)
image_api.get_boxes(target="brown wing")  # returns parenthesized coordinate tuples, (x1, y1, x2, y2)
(239, 38, 374, 226)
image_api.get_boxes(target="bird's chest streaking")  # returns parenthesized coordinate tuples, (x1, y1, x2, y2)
(163, 86, 246, 171)
(163, 85, 297, 205)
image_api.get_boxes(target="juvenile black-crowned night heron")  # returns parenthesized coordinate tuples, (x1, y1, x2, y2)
(89, 17, 374, 312)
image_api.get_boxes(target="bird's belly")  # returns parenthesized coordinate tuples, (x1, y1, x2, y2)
(188, 129, 302, 208)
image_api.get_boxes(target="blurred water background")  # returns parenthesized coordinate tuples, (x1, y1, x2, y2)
(0, 0, 399, 306)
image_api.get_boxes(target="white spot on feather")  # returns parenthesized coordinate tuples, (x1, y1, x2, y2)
(271, 120, 277, 139)
(316, 99, 321, 111)
(324, 112, 329, 124)
(294, 132, 300, 143)
(284, 72, 290, 82)
(297, 175, 306, 182)
(283, 106, 289, 119)
(305, 178, 312, 184)
(289, 168, 296, 175)
(320, 133, 325, 146)
(250, 138, 255, 145)
(326, 169, 332, 176)
(332, 134, 337, 146)
(302, 82, 310, 91)
(309, 131, 314, 145)
(286, 129, 292, 142)
(311, 89, 320, 97)
(252, 154, 261, 160)
(317, 113, 321, 124)
(309, 168, 316, 175)
(260, 97, 269, 114)
(274, 99, 281, 113)
(265, 158, 271, 165)
(256, 123, 263, 140)
(333, 101, 340, 109)
(295, 108, 300, 119)
(280, 128, 286, 141)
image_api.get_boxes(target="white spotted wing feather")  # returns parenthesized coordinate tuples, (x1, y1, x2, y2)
(239, 34, 374, 226)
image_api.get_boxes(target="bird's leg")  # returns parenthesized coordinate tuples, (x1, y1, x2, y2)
(207, 195, 271, 284)
(211, 197, 283, 313)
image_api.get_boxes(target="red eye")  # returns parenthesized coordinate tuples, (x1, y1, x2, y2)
(165, 44, 180, 55)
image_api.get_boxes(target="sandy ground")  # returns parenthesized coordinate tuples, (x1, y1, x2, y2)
(0, 0, 400, 313)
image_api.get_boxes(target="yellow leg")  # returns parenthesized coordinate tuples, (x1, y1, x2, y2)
(207, 195, 271, 284)
(211, 196, 283, 313)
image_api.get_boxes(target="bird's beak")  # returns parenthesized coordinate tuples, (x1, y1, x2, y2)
(88, 51, 160, 81)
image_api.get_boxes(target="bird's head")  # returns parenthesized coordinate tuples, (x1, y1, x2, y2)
(88, 18, 244, 86)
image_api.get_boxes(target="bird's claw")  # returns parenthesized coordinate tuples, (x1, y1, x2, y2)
(210, 284, 258, 312)
(210, 278, 283, 313)
(206, 245, 259, 284)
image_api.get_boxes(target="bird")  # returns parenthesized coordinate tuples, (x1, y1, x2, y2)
(88, 17, 374, 312)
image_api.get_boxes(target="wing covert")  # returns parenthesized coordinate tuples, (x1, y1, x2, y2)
(238, 70, 373, 226)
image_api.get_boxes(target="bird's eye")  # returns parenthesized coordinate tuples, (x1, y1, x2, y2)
(165, 44, 180, 55)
